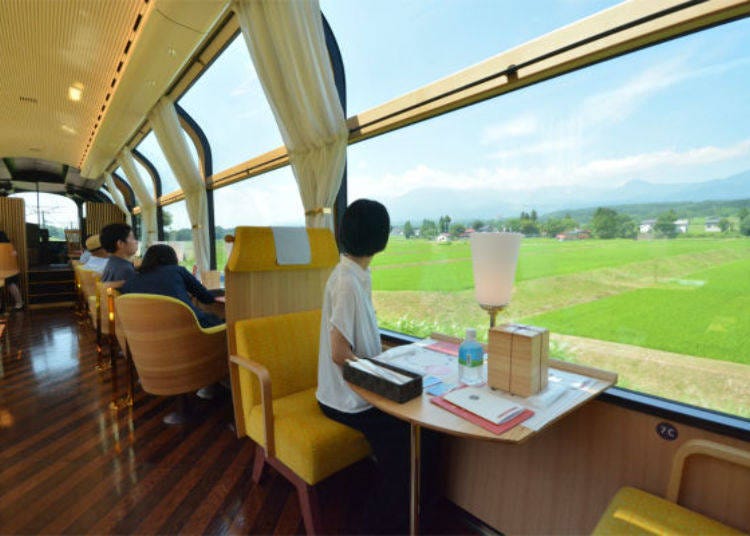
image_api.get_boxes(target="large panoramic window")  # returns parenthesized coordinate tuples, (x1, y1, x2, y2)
(321, 0, 619, 115)
(161, 200, 193, 268)
(179, 36, 284, 176)
(136, 131, 200, 195)
(348, 18, 750, 418)
(213, 166, 304, 268)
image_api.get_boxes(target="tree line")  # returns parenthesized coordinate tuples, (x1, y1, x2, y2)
(399, 206, 750, 240)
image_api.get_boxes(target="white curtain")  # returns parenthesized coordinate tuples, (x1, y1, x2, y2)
(234, 0, 347, 229)
(117, 148, 158, 247)
(148, 97, 210, 274)
(104, 173, 132, 226)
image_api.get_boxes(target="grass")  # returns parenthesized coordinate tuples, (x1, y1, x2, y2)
(371, 237, 748, 291)
(521, 258, 750, 365)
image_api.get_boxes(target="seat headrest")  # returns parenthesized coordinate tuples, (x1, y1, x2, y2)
(227, 227, 338, 272)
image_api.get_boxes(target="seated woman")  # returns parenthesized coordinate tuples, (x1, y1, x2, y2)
(120, 244, 223, 328)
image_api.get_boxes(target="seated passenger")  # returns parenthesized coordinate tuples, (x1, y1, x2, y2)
(78, 236, 92, 265)
(316, 199, 437, 533)
(120, 244, 223, 329)
(100, 223, 138, 283)
(0, 229, 23, 310)
(81, 234, 109, 273)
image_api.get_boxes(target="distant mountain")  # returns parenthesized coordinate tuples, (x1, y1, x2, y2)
(386, 169, 750, 223)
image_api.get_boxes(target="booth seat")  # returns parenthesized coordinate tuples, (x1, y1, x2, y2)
(593, 439, 750, 535)
(232, 309, 370, 535)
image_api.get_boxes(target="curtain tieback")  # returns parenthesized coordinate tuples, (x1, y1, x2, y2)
(305, 207, 332, 217)
(192, 224, 203, 230)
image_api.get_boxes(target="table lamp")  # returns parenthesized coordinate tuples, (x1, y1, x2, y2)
(469, 232, 522, 327)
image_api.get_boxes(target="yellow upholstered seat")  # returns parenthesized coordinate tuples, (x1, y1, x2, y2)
(593, 486, 742, 535)
(233, 309, 370, 534)
(593, 440, 750, 535)
(245, 387, 370, 485)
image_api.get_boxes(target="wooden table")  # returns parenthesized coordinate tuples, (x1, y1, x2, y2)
(194, 294, 226, 321)
(349, 340, 616, 535)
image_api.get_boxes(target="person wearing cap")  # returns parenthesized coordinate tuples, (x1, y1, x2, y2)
(82, 234, 110, 273)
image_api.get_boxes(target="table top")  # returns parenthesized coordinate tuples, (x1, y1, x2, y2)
(0, 270, 19, 279)
(350, 337, 617, 444)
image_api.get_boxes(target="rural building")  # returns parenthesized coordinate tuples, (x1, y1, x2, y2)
(556, 229, 590, 241)
(639, 219, 656, 233)
(705, 217, 721, 232)
(674, 219, 689, 233)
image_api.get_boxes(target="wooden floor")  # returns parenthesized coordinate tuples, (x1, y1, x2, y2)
(0, 308, 483, 535)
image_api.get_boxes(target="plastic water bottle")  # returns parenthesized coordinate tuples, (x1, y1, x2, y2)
(458, 328, 485, 385)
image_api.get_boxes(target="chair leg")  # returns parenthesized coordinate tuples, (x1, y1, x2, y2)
(163, 394, 191, 425)
(296, 480, 323, 535)
(252, 443, 266, 483)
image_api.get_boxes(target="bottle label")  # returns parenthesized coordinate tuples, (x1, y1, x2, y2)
(459, 346, 483, 367)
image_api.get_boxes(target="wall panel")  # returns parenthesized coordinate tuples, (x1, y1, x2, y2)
(443, 399, 750, 534)
(0, 197, 28, 302)
(85, 202, 127, 239)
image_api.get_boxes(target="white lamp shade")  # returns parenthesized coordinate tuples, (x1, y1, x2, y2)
(470, 232, 522, 307)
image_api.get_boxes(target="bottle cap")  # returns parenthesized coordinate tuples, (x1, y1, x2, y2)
(465, 328, 477, 340)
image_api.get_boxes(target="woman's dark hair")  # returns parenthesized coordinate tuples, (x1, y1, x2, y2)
(340, 199, 390, 257)
(100, 223, 132, 253)
(139, 244, 178, 273)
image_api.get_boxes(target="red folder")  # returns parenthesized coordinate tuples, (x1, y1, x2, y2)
(425, 340, 459, 356)
(430, 395, 534, 435)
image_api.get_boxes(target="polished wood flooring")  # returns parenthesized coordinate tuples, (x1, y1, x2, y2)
(0, 308, 482, 535)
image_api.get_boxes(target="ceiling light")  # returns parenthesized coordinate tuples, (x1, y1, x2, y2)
(68, 82, 84, 102)
(61, 125, 77, 135)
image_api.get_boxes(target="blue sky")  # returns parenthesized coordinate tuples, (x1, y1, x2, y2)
(140, 2, 750, 228)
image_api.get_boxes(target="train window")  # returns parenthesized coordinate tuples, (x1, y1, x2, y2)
(179, 35, 283, 177)
(213, 166, 304, 267)
(161, 200, 193, 268)
(126, 158, 156, 199)
(321, 0, 618, 115)
(349, 18, 750, 418)
(136, 132, 179, 196)
(10, 192, 78, 239)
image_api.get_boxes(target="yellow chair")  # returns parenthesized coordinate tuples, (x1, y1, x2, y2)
(77, 267, 100, 330)
(116, 293, 228, 423)
(64, 229, 82, 260)
(232, 309, 370, 535)
(593, 439, 750, 535)
(224, 226, 340, 437)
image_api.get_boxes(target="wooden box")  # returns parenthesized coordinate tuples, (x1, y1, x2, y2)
(343, 358, 422, 403)
(487, 326, 513, 392)
(488, 324, 549, 397)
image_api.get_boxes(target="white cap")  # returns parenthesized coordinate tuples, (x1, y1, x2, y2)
(465, 328, 477, 340)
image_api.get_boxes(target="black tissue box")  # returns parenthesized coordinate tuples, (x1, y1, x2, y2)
(343, 358, 422, 403)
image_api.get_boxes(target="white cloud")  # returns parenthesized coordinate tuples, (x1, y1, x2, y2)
(488, 136, 581, 160)
(212, 176, 305, 228)
(481, 115, 538, 144)
(576, 139, 750, 181)
(350, 138, 750, 199)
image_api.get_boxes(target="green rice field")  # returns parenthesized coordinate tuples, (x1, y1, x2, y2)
(371, 236, 750, 416)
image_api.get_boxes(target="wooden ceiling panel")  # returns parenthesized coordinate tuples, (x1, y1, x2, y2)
(0, 0, 147, 168)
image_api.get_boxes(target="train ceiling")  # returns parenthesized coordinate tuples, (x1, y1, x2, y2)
(0, 0, 229, 198)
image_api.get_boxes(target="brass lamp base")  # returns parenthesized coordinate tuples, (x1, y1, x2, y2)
(479, 303, 507, 328)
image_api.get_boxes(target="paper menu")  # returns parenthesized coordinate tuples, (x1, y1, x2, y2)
(443, 387, 524, 424)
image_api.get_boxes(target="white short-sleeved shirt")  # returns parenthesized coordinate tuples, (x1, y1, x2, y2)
(83, 255, 109, 274)
(316, 255, 382, 413)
